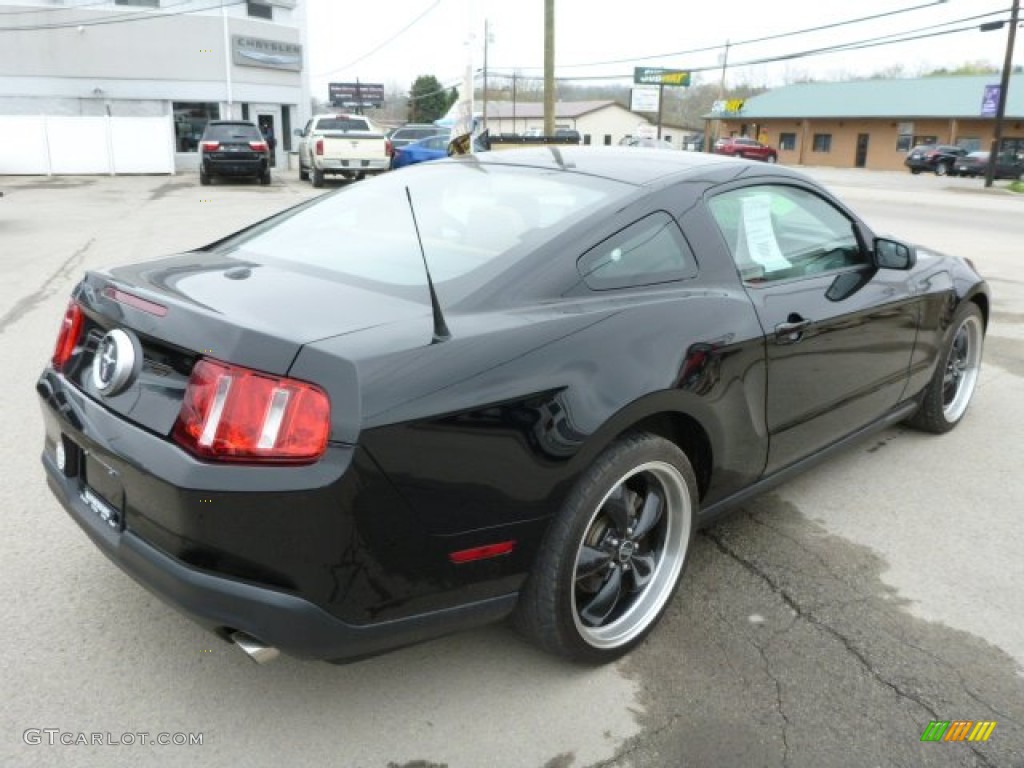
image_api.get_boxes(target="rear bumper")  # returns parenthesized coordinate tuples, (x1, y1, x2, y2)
(202, 158, 267, 177)
(43, 457, 514, 660)
(316, 158, 390, 173)
(37, 371, 519, 660)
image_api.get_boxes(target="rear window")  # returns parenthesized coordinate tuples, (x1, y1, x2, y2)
(203, 123, 261, 141)
(216, 162, 634, 305)
(316, 117, 372, 131)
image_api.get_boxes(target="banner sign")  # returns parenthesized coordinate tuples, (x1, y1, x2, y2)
(981, 84, 1000, 117)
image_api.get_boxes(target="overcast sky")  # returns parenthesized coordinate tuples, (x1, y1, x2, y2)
(305, 0, 1014, 98)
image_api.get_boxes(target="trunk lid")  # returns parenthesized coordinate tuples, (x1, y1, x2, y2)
(66, 251, 430, 436)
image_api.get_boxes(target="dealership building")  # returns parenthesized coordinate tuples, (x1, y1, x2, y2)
(717, 75, 1024, 171)
(0, 0, 308, 174)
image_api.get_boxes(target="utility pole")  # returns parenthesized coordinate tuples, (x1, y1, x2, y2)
(706, 40, 729, 152)
(985, 0, 1019, 188)
(543, 0, 555, 136)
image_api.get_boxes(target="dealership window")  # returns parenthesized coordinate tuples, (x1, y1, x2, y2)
(779, 132, 796, 151)
(247, 1, 273, 19)
(115, 0, 159, 5)
(958, 137, 982, 152)
(912, 135, 937, 147)
(604, 135, 612, 146)
(812, 134, 832, 153)
(173, 102, 219, 153)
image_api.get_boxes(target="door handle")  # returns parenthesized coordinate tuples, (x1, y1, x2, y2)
(775, 316, 812, 343)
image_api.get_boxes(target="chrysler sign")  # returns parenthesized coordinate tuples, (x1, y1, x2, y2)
(233, 36, 302, 72)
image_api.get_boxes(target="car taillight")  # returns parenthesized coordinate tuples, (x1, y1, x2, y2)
(385, 139, 393, 158)
(249, 140, 269, 152)
(200, 140, 220, 152)
(173, 359, 330, 464)
(52, 300, 84, 371)
(315, 139, 324, 156)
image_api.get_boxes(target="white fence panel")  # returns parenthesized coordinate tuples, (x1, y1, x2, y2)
(0, 115, 174, 175)
(47, 117, 111, 174)
(112, 117, 174, 174)
(0, 116, 50, 174)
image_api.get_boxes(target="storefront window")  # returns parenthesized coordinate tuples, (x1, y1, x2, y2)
(173, 102, 220, 152)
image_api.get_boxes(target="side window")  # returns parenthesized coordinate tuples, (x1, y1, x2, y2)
(577, 212, 697, 291)
(707, 185, 865, 283)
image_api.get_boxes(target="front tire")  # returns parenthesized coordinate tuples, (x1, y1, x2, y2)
(299, 163, 309, 181)
(515, 433, 697, 662)
(766, 154, 777, 164)
(906, 302, 984, 434)
(935, 161, 950, 176)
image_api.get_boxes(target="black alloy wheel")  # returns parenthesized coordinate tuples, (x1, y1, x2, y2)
(516, 433, 697, 662)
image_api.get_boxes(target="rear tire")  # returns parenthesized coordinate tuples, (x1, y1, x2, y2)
(312, 168, 324, 188)
(199, 169, 210, 186)
(260, 169, 272, 186)
(910, 169, 921, 175)
(906, 302, 984, 434)
(766, 155, 777, 164)
(515, 433, 697, 662)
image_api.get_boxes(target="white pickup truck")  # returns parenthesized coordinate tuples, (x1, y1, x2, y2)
(296, 114, 392, 187)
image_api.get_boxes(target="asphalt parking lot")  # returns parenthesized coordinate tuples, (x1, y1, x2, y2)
(1, 164, 1022, 768)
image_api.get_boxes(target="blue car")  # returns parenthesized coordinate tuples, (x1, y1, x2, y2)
(391, 134, 450, 169)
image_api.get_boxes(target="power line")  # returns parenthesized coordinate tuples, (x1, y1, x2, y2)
(494, 2, 1009, 72)
(0, 0, 127, 16)
(314, 0, 442, 78)
(487, 14, 1007, 83)
(0, 0, 247, 32)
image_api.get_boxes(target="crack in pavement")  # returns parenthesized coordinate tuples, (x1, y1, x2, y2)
(703, 529, 1000, 768)
(0, 238, 93, 335)
(751, 636, 791, 768)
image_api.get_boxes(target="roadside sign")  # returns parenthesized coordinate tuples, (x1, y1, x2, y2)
(631, 88, 661, 112)
(329, 82, 385, 108)
(633, 67, 691, 87)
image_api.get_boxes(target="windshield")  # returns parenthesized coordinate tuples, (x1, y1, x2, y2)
(216, 161, 634, 305)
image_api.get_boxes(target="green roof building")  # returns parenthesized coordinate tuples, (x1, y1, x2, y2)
(715, 75, 1023, 171)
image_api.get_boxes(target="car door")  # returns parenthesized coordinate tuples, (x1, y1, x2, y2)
(707, 182, 920, 474)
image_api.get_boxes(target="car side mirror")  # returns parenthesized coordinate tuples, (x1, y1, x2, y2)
(294, 129, 305, 137)
(874, 237, 916, 270)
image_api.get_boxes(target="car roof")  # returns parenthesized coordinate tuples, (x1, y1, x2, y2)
(453, 146, 781, 186)
(206, 120, 257, 127)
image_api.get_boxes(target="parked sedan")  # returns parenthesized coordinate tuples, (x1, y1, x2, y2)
(388, 123, 449, 150)
(953, 150, 1024, 180)
(713, 136, 777, 162)
(904, 144, 968, 176)
(391, 133, 450, 170)
(39, 148, 988, 665)
(198, 120, 271, 185)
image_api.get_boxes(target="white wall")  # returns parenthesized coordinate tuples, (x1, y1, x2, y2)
(0, 115, 174, 175)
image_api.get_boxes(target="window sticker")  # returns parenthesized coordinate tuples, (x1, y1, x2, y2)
(737, 196, 791, 272)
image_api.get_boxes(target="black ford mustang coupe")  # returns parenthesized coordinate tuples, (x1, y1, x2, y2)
(38, 148, 988, 664)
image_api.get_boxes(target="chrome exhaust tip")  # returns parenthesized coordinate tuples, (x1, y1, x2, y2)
(230, 631, 280, 664)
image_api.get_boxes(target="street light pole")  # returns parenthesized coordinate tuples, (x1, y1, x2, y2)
(985, 0, 1019, 188)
